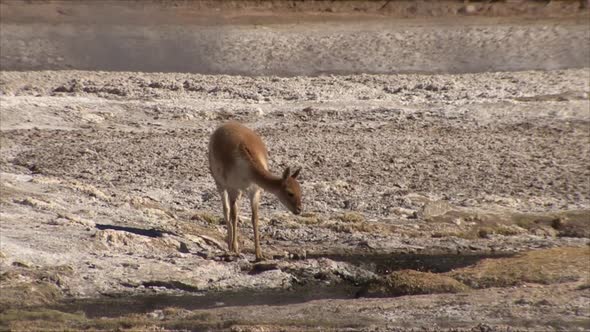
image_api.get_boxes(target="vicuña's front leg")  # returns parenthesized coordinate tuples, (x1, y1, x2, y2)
(229, 190, 241, 254)
(220, 189, 233, 251)
(250, 190, 263, 261)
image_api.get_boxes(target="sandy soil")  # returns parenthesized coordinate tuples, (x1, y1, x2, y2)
(0, 66, 589, 331)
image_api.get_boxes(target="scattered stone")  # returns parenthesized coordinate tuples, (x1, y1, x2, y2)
(178, 242, 190, 253)
(12, 260, 33, 268)
(250, 261, 280, 274)
(147, 309, 165, 320)
(535, 299, 553, 306)
(461, 4, 478, 15)
(289, 249, 307, 260)
(392, 207, 416, 217)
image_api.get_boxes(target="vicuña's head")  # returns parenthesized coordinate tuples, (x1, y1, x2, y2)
(277, 167, 302, 215)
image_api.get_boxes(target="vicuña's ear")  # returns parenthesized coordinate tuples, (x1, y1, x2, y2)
(291, 167, 301, 179)
(282, 167, 291, 180)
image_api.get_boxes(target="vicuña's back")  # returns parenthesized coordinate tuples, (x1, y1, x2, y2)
(208, 121, 302, 261)
(209, 121, 269, 190)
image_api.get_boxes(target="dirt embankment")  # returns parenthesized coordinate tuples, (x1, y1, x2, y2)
(2, 0, 588, 23)
(1, 0, 589, 75)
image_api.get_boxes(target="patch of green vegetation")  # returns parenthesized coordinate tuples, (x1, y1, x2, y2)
(363, 269, 470, 297)
(448, 247, 590, 288)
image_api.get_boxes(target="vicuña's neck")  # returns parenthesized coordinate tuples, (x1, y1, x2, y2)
(251, 166, 282, 194)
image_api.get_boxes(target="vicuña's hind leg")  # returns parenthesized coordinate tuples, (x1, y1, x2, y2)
(228, 190, 241, 254)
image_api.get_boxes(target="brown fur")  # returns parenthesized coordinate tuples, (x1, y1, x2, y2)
(208, 121, 302, 261)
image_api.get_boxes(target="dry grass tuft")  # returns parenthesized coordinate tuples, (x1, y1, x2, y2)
(326, 222, 381, 234)
(363, 269, 470, 297)
(0, 281, 62, 311)
(448, 247, 590, 288)
(338, 212, 365, 223)
(428, 209, 589, 239)
(0, 265, 73, 311)
(295, 212, 324, 225)
(190, 211, 222, 225)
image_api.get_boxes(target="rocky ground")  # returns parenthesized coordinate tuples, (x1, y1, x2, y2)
(0, 67, 589, 331)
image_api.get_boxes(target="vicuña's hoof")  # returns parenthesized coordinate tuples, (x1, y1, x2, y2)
(220, 251, 241, 262)
(254, 255, 265, 263)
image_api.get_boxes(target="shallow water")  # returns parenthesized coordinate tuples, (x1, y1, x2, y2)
(52, 285, 359, 318)
(51, 252, 512, 318)
(313, 252, 514, 275)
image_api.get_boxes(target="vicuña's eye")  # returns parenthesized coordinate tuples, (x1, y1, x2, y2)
(287, 192, 294, 197)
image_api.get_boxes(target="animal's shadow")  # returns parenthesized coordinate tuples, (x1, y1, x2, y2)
(95, 224, 177, 238)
